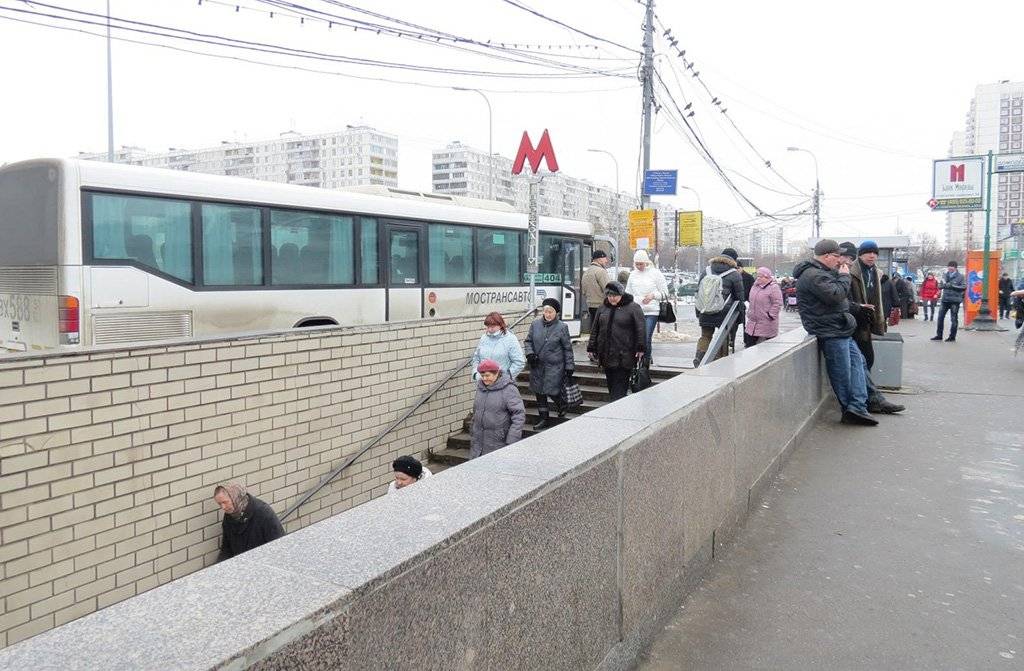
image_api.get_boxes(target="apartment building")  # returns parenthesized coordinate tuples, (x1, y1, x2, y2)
(946, 81, 1024, 250)
(81, 126, 399, 189)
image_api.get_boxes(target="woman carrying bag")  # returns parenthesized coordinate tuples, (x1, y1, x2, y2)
(524, 298, 575, 430)
(587, 281, 646, 402)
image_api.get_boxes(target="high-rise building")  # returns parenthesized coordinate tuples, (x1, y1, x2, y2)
(946, 81, 1024, 251)
(80, 126, 399, 189)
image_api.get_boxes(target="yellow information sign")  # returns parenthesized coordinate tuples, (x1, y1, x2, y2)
(628, 209, 656, 249)
(677, 210, 703, 246)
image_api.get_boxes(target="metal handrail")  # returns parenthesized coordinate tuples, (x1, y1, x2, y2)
(698, 300, 740, 368)
(281, 308, 538, 521)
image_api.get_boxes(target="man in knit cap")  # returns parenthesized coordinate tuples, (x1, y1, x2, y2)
(794, 239, 876, 426)
(841, 241, 904, 415)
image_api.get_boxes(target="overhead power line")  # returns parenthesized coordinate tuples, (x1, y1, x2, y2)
(654, 15, 808, 196)
(1, 1, 633, 79)
(0, 11, 636, 94)
(497, 0, 642, 55)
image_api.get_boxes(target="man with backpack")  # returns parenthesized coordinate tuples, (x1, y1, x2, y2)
(693, 251, 746, 367)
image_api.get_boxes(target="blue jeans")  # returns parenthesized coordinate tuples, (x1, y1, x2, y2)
(644, 315, 658, 359)
(819, 336, 868, 415)
(936, 301, 960, 339)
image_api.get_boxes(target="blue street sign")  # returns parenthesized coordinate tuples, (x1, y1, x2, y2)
(642, 169, 678, 195)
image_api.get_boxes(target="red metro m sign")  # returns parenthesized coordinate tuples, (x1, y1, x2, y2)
(511, 129, 559, 175)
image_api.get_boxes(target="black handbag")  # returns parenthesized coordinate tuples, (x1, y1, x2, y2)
(658, 300, 676, 323)
(629, 358, 652, 393)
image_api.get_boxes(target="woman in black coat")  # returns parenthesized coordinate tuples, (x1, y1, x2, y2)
(524, 297, 575, 430)
(214, 483, 285, 561)
(880, 274, 901, 319)
(587, 282, 646, 401)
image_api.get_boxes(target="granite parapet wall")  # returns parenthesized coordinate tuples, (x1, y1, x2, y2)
(0, 329, 826, 670)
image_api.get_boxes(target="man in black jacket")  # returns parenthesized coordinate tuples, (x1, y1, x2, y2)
(794, 239, 877, 426)
(998, 272, 1014, 320)
(931, 261, 967, 342)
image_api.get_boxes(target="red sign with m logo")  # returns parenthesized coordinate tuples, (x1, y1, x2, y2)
(512, 129, 559, 175)
(949, 163, 966, 182)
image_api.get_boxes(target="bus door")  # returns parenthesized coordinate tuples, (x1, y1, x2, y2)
(560, 239, 582, 336)
(385, 223, 424, 322)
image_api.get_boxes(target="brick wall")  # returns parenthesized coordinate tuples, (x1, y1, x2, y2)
(0, 314, 525, 647)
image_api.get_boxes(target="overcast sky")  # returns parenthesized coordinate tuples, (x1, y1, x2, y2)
(1, 0, 1021, 245)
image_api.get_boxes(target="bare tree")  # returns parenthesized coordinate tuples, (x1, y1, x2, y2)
(911, 232, 944, 272)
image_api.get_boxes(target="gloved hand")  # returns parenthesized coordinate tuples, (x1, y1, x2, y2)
(526, 353, 539, 367)
(564, 369, 575, 381)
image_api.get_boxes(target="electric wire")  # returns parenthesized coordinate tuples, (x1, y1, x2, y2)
(1, 1, 633, 79)
(0, 12, 636, 95)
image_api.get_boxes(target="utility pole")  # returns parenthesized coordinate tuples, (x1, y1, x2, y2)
(106, 0, 115, 162)
(639, 0, 655, 211)
(812, 183, 821, 238)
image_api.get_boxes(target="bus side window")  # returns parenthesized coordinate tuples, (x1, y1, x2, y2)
(89, 193, 193, 283)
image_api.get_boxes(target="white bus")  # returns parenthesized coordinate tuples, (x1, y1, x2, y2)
(0, 159, 611, 352)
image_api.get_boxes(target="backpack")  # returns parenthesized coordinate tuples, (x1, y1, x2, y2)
(694, 267, 736, 314)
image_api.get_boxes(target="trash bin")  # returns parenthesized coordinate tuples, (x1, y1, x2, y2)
(871, 332, 903, 389)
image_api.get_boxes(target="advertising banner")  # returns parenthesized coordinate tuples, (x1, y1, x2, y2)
(677, 210, 703, 246)
(931, 157, 985, 211)
(963, 250, 1000, 326)
(628, 209, 656, 249)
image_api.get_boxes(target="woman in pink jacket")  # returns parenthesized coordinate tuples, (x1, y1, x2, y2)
(744, 267, 783, 347)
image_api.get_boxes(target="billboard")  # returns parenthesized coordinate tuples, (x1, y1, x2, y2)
(677, 211, 703, 246)
(963, 250, 1000, 326)
(628, 209, 656, 250)
(931, 157, 985, 211)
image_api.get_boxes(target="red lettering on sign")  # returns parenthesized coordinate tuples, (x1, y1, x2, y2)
(511, 129, 559, 175)
(949, 164, 965, 182)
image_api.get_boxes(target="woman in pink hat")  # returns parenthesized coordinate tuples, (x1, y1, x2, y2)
(744, 267, 783, 347)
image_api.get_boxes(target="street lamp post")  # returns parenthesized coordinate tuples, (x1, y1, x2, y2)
(106, 0, 114, 162)
(788, 146, 820, 237)
(453, 87, 493, 201)
(587, 148, 622, 262)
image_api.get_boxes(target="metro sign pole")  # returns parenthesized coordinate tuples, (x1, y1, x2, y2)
(512, 130, 560, 311)
(974, 150, 999, 330)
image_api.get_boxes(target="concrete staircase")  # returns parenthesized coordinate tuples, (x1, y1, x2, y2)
(429, 362, 680, 466)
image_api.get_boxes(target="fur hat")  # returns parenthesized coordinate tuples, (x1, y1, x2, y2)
(541, 297, 561, 313)
(392, 455, 423, 479)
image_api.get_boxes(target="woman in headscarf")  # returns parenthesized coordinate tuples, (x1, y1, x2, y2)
(743, 267, 783, 347)
(213, 483, 285, 561)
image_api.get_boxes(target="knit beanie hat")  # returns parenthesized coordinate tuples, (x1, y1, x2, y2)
(838, 241, 858, 259)
(721, 248, 739, 261)
(604, 281, 624, 296)
(858, 240, 880, 255)
(541, 297, 561, 313)
(633, 249, 651, 264)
